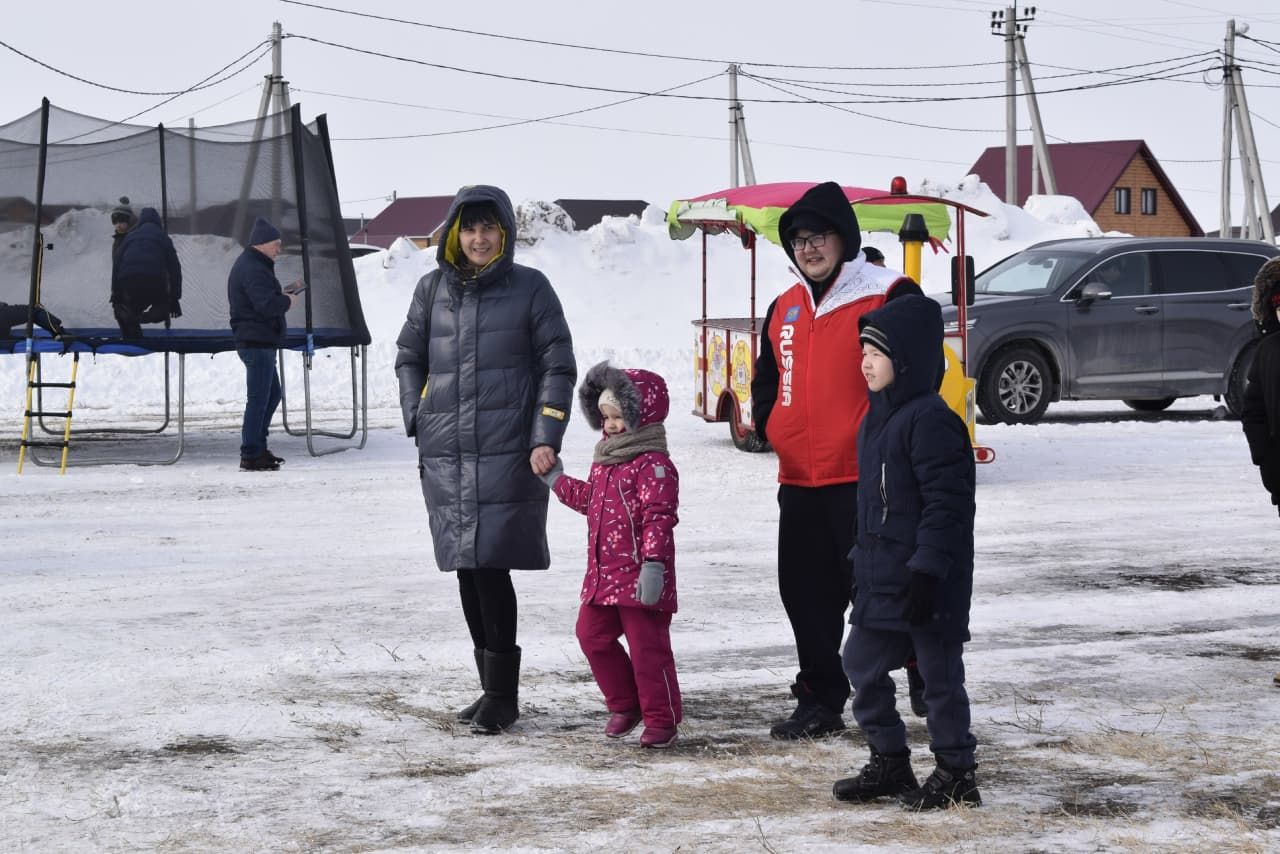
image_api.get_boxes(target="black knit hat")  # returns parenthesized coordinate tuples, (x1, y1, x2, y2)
(859, 322, 892, 359)
(110, 196, 134, 226)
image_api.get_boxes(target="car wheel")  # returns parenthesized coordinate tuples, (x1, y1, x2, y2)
(729, 397, 769, 452)
(1224, 343, 1255, 418)
(978, 346, 1052, 424)
(1123, 397, 1177, 412)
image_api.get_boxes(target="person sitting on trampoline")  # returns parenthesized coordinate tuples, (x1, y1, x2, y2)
(111, 206, 182, 338)
(0, 302, 65, 339)
(110, 196, 136, 268)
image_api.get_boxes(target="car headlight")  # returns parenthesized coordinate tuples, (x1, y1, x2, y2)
(943, 317, 978, 333)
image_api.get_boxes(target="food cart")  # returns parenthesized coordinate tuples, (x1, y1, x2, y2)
(666, 180, 994, 463)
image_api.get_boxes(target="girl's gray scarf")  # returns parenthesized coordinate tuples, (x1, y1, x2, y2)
(593, 423, 668, 465)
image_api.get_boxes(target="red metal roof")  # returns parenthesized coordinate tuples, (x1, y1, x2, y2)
(352, 196, 453, 248)
(968, 140, 1202, 234)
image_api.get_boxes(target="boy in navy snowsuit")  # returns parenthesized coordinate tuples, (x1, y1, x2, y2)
(833, 293, 981, 810)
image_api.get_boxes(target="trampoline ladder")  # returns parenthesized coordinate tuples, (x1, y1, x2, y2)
(17, 351, 79, 475)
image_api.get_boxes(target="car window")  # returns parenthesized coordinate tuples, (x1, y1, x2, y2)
(1221, 252, 1268, 290)
(975, 250, 1090, 295)
(1153, 251, 1232, 294)
(1077, 254, 1152, 298)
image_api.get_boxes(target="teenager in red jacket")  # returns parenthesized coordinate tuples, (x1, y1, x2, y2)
(750, 181, 922, 739)
(543, 362, 682, 748)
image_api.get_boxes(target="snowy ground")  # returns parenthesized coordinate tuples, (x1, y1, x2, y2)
(2, 395, 1278, 853)
(3, 189, 1279, 851)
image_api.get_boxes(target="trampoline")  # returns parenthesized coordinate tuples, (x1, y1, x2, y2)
(2, 99, 371, 468)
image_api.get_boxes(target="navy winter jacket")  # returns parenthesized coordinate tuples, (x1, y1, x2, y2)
(849, 294, 976, 640)
(227, 246, 291, 347)
(113, 207, 182, 297)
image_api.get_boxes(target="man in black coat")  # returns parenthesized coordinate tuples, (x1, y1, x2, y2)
(227, 217, 300, 471)
(112, 207, 182, 338)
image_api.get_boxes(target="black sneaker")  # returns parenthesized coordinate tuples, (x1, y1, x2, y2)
(265, 450, 286, 465)
(833, 747, 920, 802)
(899, 761, 981, 810)
(906, 662, 927, 718)
(240, 452, 280, 472)
(769, 703, 845, 740)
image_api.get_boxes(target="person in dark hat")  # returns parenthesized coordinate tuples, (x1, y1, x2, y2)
(863, 246, 886, 267)
(227, 217, 302, 472)
(831, 293, 980, 810)
(110, 196, 136, 268)
(749, 181, 923, 740)
(111, 206, 182, 337)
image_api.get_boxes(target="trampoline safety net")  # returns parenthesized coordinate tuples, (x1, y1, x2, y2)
(0, 100, 370, 353)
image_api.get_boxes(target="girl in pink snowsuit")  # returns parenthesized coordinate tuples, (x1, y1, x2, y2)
(541, 362, 682, 748)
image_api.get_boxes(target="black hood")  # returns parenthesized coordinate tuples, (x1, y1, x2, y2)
(859, 294, 943, 409)
(777, 181, 862, 280)
(437, 184, 517, 284)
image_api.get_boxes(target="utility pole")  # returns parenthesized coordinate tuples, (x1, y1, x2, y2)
(235, 21, 294, 240)
(1220, 20, 1273, 242)
(1014, 32, 1056, 195)
(727, 65, 756, 187)
(991, 7, 1037, 205)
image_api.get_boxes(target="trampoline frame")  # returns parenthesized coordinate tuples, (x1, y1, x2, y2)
(10, 100, 370, 470)
(22, 343, 368, 467)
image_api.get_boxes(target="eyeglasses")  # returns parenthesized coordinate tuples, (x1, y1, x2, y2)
(789, 231, 834, 251)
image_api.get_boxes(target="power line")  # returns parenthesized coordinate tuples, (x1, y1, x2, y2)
(288, 32, 1221, 106)
(281, 0, 1007, 71)
(756, 50, 1218, 89)
(0, 37, 271, 96)
(53, 42, 274, 143)
(300, 85, 975, 167)
(323, 72, 727, 141)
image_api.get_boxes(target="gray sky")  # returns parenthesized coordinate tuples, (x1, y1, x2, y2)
(3, 0, 1279, 229)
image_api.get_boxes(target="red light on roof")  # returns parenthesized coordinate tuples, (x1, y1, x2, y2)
(889, 176, 908, 195)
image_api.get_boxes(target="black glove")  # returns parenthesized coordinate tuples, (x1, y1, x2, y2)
(169, 299, 182, 319)
(904, 573, 939, 626)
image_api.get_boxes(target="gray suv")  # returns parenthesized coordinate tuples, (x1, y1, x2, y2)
(942, 237, 1280, 424)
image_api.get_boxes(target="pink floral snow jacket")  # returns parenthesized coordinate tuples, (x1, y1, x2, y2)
(552, 367, 679, 612)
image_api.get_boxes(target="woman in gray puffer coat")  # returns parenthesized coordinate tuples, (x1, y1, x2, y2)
(395, 185, 576, 734)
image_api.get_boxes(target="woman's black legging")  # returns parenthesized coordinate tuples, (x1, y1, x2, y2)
(457, 568, 518, 652)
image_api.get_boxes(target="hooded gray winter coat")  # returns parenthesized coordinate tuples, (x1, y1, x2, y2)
(394, 185, 576, 571)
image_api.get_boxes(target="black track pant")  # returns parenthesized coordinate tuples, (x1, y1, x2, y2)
(457, 568, 517, 653)
(777, 482, 857, 712)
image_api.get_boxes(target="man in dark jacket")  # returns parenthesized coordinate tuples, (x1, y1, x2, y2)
(395, 185, 576, 736)
(112, 207, 182, 338)
(832, 293, 980, 811)
(227, 217, 300, 472)
(749, 181, 922, 739)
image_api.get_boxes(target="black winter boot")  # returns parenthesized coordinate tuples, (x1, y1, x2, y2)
(905, 660, 927, 718)
(456, 648, 485, 723)
(470, 646, 520, 734)
(899, 760, 981, 810)
(833, 747, 920, 802)
(769, 682, 845, 740)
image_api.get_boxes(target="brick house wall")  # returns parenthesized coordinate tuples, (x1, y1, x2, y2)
(1091, 155, 1194, 236)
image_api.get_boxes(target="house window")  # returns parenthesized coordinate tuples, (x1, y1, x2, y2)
(1114, 187, 1131, 215)
(1141, 188, 1157, 215)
